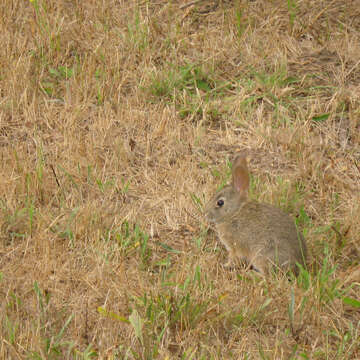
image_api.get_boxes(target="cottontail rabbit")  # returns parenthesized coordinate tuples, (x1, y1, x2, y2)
(205, 154, 307, 274)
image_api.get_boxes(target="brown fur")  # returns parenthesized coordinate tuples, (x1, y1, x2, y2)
(205, 154, 307, 274)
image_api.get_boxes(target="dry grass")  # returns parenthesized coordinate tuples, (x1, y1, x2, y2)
(1, 0, 360, 359)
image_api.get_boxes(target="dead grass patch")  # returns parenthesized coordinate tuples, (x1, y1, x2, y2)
(0, 0, 359, 358)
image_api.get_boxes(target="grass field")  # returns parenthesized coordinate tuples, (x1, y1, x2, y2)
(1, 0, 360, 359)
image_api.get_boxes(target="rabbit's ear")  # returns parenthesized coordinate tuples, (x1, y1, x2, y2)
(232, 155, 249, 196)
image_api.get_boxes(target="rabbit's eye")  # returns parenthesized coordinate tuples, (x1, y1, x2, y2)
(217, 199, 224, 207)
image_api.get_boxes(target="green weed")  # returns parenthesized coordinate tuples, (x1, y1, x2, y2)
(235, 7, 247, 38)
(126, 265, 217, 357)
(29, 282, 75, 359)
(126, 10, 149, 51)
(297, 245, 349, 308)
(286, 0, 298, 31)
(148, 63, 214, 100)
(102, 222, 153, 269)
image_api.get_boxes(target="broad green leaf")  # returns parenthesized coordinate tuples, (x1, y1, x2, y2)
(312, 113, 330, 122)
(342, 297, 360, 308)
(129, 309, 143, 345)
(97, 307, 130, 323)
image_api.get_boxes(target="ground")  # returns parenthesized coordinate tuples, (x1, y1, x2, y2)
(0, 0, 359, 359)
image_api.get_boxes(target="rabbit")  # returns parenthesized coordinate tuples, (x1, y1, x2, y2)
(204, 153, 307, 275)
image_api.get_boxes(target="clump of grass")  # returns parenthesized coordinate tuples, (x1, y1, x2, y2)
(146, 62, 232, 124)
